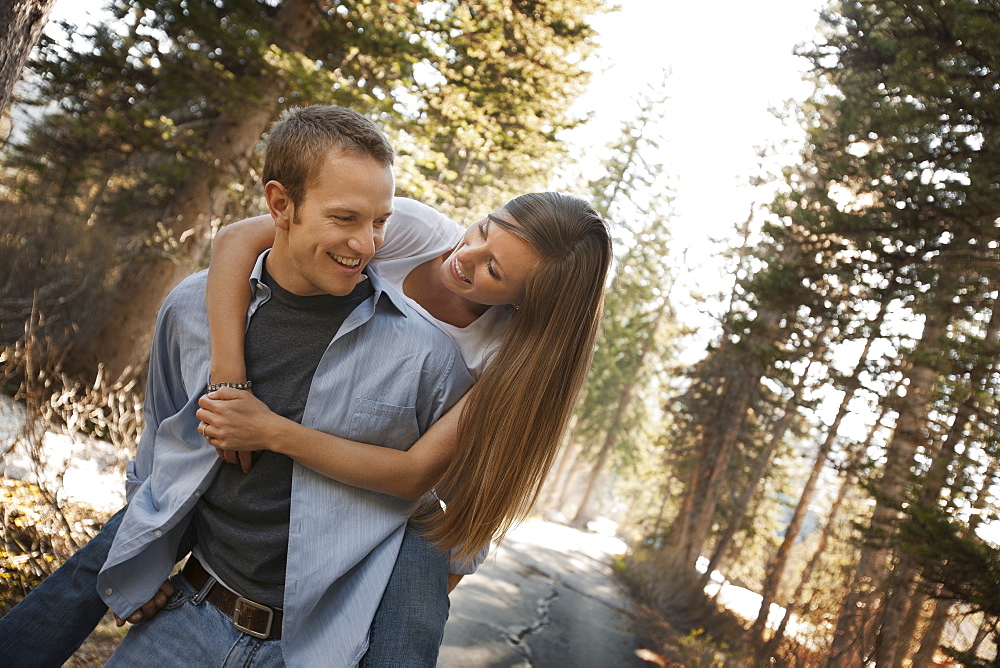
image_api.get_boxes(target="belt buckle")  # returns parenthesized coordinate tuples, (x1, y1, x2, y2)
(232, 596, 273, 639)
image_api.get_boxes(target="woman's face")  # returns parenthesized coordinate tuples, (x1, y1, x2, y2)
(439, 209, 542, 307)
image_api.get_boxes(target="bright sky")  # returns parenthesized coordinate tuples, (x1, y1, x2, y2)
(560, 0, 828, 301)
(550, 0, 830, 362)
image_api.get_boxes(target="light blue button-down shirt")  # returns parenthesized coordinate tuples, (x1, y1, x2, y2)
(97, 252, 473, 666)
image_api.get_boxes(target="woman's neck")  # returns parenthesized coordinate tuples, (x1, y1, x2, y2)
(404, 253, 490, 328)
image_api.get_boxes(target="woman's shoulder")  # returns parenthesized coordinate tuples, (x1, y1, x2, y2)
(376, 197, 463, 260)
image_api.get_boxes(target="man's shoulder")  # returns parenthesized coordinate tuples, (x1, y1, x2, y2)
(163, 271, 208, 307)
(156, 270, 209, 330)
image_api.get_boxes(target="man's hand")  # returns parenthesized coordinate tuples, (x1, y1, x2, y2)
(113, 579, 176, 627)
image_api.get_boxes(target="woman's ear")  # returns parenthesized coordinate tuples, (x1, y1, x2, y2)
(264, 180, 294, 230)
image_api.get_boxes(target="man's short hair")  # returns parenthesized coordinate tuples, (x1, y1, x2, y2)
(262, 105, 395, 205)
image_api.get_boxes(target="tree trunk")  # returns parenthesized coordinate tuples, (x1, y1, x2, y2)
(909, 593, 949, 668)
(765, 466, 851, 655)
(65, 0, 323, 380)
(0, 0, 56, 115)
(542, 438, 578, 509)
(555, 449, 584, 512)
(699, 355, 816, 591)
(827, 315, 947, 667)
(660, 362, 760, 577)
(874, 302, 997, 666)
(752, 303, 887, 646)
(766, 397, 895, 656)
(570, 428, 615, 528)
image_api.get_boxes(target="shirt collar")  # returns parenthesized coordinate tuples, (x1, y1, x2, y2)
(249, 250, 407, 318)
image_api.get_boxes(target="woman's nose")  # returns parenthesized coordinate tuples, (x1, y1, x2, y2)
(458, 239, 485, 262)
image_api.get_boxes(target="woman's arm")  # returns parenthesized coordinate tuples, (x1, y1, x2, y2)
(207, 215, 275, 384)
(197, 387, 467, 501)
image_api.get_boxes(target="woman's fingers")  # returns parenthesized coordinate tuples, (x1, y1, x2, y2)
(215, 446, 238, 464)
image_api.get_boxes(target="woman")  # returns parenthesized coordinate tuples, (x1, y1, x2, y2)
(201, 193, 612, 566)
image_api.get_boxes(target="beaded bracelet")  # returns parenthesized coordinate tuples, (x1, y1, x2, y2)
(207, 380, 253, 393)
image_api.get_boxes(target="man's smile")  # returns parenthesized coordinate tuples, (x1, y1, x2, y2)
(330, 253, 362, 268)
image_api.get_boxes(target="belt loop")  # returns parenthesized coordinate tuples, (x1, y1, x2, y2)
(192, 574, 215, 605)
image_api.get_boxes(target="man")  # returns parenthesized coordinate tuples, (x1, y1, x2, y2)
(95, 105, 472, 665)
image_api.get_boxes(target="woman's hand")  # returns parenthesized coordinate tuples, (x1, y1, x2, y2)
(197, 386, 283, 473)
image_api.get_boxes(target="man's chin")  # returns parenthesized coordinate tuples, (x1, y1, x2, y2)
(327, 275, 366, 297)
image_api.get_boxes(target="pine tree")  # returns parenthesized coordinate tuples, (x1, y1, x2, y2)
(732, 1, 1000, 663)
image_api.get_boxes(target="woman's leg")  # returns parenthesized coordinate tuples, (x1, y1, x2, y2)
(361, 521, 450, 667)
(0, 507, 126, 667)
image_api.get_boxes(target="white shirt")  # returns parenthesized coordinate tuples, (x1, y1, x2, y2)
(373, 198, 515, 378)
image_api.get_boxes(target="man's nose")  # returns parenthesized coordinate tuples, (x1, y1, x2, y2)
(347, 223, 376, 256)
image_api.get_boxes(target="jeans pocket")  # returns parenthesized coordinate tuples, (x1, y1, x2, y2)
(162, 574, 196, 611)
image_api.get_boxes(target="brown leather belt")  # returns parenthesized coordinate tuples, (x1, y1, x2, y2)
(181, 556, 282, 640)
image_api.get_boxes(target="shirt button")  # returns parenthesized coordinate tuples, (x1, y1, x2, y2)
(194, 491, 201, 498)
(153, 530, 163, 538)
(105, 588, 113, 595)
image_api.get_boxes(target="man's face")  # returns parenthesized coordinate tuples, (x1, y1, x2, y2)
(272, 148, 394, 297)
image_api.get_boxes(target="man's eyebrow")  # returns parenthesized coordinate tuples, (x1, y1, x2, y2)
(323, 206, 359, 216)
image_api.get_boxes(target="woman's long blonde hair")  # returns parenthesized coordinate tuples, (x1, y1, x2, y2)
(418, 192, 613, 560)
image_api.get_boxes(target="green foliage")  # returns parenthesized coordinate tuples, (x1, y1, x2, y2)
(894, 501, 1000, 618)
(393, 0, 605, 217)
(1, 0, 609, 352)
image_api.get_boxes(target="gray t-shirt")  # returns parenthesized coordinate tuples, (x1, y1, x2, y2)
(193, 269, 373, 608)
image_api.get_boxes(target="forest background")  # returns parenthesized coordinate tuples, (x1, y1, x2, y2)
(1, 0, 999, 666)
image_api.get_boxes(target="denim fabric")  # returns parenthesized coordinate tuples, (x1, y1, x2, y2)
(0, 507, 125, 668)
(361, 522, 450, 668)
(106, 571, 284, 667)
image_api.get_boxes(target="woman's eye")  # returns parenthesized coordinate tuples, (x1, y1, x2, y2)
(487, 263, 500, 280)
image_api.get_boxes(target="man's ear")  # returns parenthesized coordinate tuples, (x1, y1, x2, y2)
(264, 180, 294, 231)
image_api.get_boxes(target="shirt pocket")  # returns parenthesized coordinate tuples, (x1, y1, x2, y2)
(347, 398, 420, 451)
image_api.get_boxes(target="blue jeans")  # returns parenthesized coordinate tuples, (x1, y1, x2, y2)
(0, 507, 125, 668)
(0, 512, 450, 667)
(361, 523, 451, 667)
(107, 571, 285, 667)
